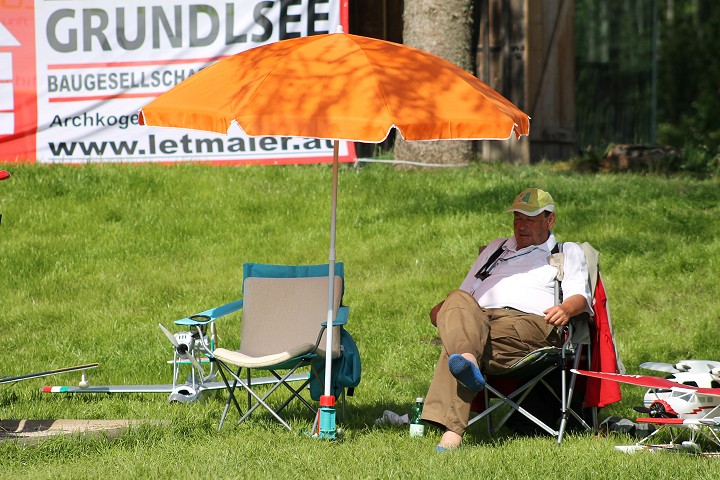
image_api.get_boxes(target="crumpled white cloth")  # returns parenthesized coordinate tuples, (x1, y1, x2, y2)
(374, 410, 409, 426)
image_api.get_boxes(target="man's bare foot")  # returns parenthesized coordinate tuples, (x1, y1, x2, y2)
(437, 429, 462, 450)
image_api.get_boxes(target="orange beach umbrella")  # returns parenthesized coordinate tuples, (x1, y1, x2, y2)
(139, 31, 528, 142)
(139, 29, 530, 428)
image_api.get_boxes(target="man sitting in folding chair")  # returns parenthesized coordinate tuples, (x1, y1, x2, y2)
(422, 188, 593, 452)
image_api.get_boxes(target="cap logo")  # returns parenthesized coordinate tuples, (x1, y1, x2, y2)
(520, 192, 532, 204)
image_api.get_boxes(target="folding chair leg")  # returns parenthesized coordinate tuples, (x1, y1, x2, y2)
(246, 369, 252, 411)
(215, 359, 293, 430)
(494, 381, 543, 433)
(235, 374, 295, 429)
(468, 364, 559, 436)
(233, 365, 314, 425)
(557, 345, 593, 443)
(340, 388, 346, 421)
(237, 396, 292, 430)
(586, 342, 599, 433)
(216, 364, 244, 431)
(557, 360, 572, 442)
(485, 384, 559, 437)
(271, 373, 315, 415)
(469, 380, 533, 429)
(591, 406, 599, 433)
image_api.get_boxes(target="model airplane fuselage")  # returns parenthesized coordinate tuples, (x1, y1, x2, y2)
(640, 361, 720, 419)
(643, 384, 720, 419)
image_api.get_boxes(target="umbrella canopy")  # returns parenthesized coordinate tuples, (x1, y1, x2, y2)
(139, 31, 529, 142)
(139, 31, 529, 431)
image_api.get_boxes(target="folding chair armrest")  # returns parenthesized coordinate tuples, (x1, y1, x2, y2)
(174, 299, 244, 326)
(322, 306, 349, 327)
(564, 312, 592, 347)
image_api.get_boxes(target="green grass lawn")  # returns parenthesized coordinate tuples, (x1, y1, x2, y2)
(1, 162, 719, 478)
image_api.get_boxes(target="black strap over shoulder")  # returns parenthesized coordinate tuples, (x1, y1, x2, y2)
(474, 240, 508, 280)
(474, 240, 562, 282)
(553, 242, 563, 302)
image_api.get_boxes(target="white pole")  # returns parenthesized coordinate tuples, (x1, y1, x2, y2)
(323, 140, 339, 397)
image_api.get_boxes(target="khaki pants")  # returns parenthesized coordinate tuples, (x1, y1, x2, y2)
(421, 289, 561, 435)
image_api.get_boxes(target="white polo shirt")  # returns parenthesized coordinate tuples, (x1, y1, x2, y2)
(459, 234, 592, 317)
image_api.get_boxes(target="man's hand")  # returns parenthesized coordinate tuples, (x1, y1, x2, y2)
(543, 304, 572, 326)
(543, 294, 587, 326)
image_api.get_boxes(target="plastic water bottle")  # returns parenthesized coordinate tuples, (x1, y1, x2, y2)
(409, 397, 425, 437)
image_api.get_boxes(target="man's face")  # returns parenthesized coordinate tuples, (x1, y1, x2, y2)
(513, 211, 555, 248)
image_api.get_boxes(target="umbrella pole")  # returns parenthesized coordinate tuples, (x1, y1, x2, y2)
(319, 140, 340, 439)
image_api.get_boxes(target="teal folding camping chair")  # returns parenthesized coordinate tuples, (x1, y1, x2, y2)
(467, 243, 622, 442)
(193, 263, 352, 430)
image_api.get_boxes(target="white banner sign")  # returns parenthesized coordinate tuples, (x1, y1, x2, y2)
(0, 0, 355, 164)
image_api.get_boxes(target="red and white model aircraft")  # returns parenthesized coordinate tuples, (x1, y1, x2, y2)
(636, 360, 720, 419)
(573, 361, 720, 456)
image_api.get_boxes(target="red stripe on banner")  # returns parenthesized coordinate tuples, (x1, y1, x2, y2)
(47, 56, 231, 70)
(49, 93, 165, 103)
(0, 2, 38, 162)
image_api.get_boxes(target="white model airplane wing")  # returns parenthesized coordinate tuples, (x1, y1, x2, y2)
(641, 360, 720, 374)
(572, 369, 720, 397)
(41, 374, 309, 395)
(0, 363, 98, 385)
(677, 360, 720, 372)
(639, 362, 682, 373)
(43, 384, 179, 394)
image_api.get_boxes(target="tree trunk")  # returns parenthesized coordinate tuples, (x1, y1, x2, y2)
(395, 0, 474, 165)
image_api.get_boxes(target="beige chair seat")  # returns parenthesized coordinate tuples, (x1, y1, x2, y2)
(212, 344, 315, 369)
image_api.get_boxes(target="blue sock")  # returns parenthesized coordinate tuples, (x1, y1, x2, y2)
(435, 445, 459, 453)
(448, 354, 485, 392)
